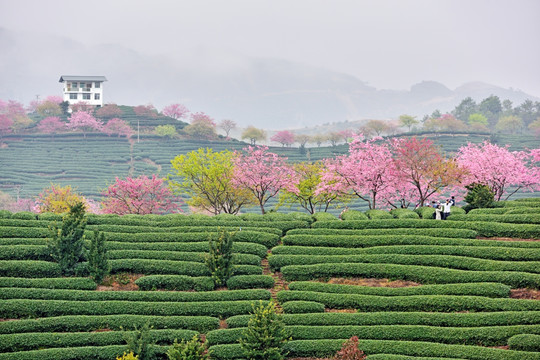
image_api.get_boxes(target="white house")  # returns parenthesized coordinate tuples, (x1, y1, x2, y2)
(59, 75, 107, 107)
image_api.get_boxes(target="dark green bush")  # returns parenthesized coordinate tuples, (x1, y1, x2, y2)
(0, 277, 95, 290)
(415, 207, 435, 219)
(365, 209, 394, 220)
(285, 228, 478, 239)
(226, 275, 275, 289)
(106, 250, 260, 265)
(287, 282, 510, 298)
(508, 334, 540, 352)
(281, 263, 540, 288)
(0, 314, 219, 334)
(0, 246, 51, 261)
(135, 275, 215, 291)
(10, 212, 38, 220)
(0, 260, 62, 278)
(281, 301, 325, 314)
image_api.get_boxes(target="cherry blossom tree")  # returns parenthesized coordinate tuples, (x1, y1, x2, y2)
(67, 111, 103, 138)
(219, 119, 237, 138)
(70, 101, 94, 114)
(134, 104, 158, 118)
(183, 112, 217, 139)
(233, 146, 297, 214)
(102, 118, 133, 138)
(101, 175, 182, 215)
(0, 114, 13, 139)
(45, 96, 63, 104)
(317, 135, 400, 209)
(392, 137, 467, 206)
(271, 130, 295, 147)
(456, 141, 540, 201)
(38, 116, 65, 137)
(162, 103, 190, 120)
(95, 104, 123, 119)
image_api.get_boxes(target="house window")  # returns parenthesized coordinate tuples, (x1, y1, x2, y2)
(70, 93, 78, 100)
(94, 93, 100, 100)
(82, 93, 91, 100)
(94, 82, 100, 88)
(70, 82, 78, 89)
(86, 83, 92, 89)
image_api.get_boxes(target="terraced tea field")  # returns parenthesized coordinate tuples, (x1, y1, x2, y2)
(1, 199, 540, 359)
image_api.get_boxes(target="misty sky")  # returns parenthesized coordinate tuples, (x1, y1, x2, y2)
(1, 0, 540, 96)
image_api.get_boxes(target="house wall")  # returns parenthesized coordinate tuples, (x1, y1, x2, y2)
(61, 81, 104, 107)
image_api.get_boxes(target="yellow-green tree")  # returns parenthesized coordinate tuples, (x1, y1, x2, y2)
(399, 114, 418, 132)
(279, 162, 350, 214)
(241, 126, 266, 145)
(169, 148, 255, 214)
(154, 125, 177, 138)
(496, 115, 523, 134)
(35, 184, 87, 214)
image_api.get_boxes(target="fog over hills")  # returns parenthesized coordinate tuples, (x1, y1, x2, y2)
(1, 28, 537, 130)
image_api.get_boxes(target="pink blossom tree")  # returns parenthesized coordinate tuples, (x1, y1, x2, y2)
(45, 95, 63, 104)
(101, 174, 182, 215)
(134, 104, 157, 118)
(102, 118, 133, 138)
(37, 116, 65, 137)
(162, 103, 190, 120)
(67, 111, 103, 138)
(0, 114, 13, 139)
(184, 112, 217, 139)
(456, 141, 540, 201)
(271, 130, 295, 147)
(70, 101, 94, 114)
(219, 119, 237, 138)
(95, 104, 123, 119)
(317, 135, 401, 209)
(233, 146, 297, 214)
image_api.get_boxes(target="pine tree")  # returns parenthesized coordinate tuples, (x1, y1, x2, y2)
(240, 300, 289, 360)
(47, 201, 87, 276)
(204, 229, 234, 287)
(88, 230, 110, 284)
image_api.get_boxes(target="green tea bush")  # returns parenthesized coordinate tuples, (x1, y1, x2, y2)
(365, 210, 393, 220)
(226, 275, 275, 289)
(285, 228, 478, 239)
(281, 301, 325, 314)
(135, 275, 214, 291)
(389, 209, 419, 219)
(340, 210, 368, 220)
(312, 212, 338, 222)
(0, 260, 62, 278)
(508, 334, 540, 352)
(0, 277, 96, 290)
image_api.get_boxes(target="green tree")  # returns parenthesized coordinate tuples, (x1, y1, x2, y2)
(452, 97, 477, 122)
(398, 114, 418, 132)
(169, 148, 255, 214)
(154, 125, 177, 138)
(514, 99, 540, 127)
(279, 162, 350, 214)
(467, 113, 489, 132)
(205, 229, 234, 287)
(167, 335, 209, 360)
(242, 126, 266, 145)
(123, 322, 154, 360)
(183, 122, 217, 140)
(478, 95, 502, 129)
(88, 230, 110, 284)
(496, 115, 523, 134)
(463, 183, 495, 212)
(47, 202, 87, 276)
(240, 300, 289, 360)
(528, 117, 540, 137)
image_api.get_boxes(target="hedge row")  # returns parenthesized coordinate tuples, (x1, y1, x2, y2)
(287, 282, 511, 298)
(389, 209, 420, 219)
(135, 275, 214, 291)
(107, 250, 261, 265)
(226, 275, 275, 289)
(106, 241, 268, 258)
(508, 334, 540, 352)
(271, 244, 540, 261)
(365, 209, 395, 220)
(86, 224, 282, 235)
(0, 227, 49, 238)
(312, 219, 540, 238)
(0, 345, 168, 360)
(206, 324, 540, 346)
(366, 355, 462, 360)
(276, 291, 540, 312)
(0, 277, 96, 290)
(286, 227, 478, 239)
(0, 287, 271, 303)
(103, 260, 261, 276)
(0, 261, 62, 278)
(269, 254, 540, 274)
(225, 311, 540, 328)
(281, 263, 540, 288)
(340, 210, 369, 220)
(0, 314, 219, 334)
(450, 213, 540, 225)
(281, 301, 326, 314)
(0, 299, 270, 318)
(282, 234, 540, 249)
(208, 339, 540, 360)
(0, 329, 197, 353)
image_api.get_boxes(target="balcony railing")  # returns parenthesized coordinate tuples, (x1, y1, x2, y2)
(64, 88, 92, 92)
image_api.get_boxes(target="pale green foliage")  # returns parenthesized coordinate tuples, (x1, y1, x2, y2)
(240, 300, 289, 360)
(468, 113, 488, 126)
(399, 114, 418, 131)
(205, 229, 235, 287)
(154, 125, 177, 138)
(496, 115, 523, 134)
(169, 148, 255, 214)
(166, 335, 209, 360)
(183, 122, 217, 140)
(241, 126, 266, 145)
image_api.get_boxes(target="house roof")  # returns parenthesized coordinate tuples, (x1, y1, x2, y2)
(59, 76, 107, 82)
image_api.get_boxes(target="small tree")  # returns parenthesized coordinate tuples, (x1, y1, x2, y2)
(48, 202, 87, 276)
(239, 300, 289, 360)
(166, 335, 209, 360)
(205, 229, 235, 287)
(463, 183, 495, 212)
(333, 336, 366, 360)
(154, 125, 177, 138)
(88, 230, 110, 284)
(35, 184, 88, 214)
(219, 119, 237, 138)
(162, 103, 190, 120)
(123, 322, 154, 360)
(241, 126, 266, 145)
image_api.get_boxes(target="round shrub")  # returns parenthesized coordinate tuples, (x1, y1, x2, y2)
(508, 334, 540, 352)
(341, 210, 368, 220)
(366, 209, 394, 220)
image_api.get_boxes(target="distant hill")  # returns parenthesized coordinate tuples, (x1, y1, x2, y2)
(1, 27, 539, 129)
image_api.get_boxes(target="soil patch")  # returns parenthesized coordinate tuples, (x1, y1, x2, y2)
(511, 288, 540, 300)
(97, 273, 144, 291)
(326, 278, 420, 287)
(325, 308, 357, 313)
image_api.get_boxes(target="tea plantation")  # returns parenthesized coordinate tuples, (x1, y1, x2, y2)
(1, 199, 540, 359)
